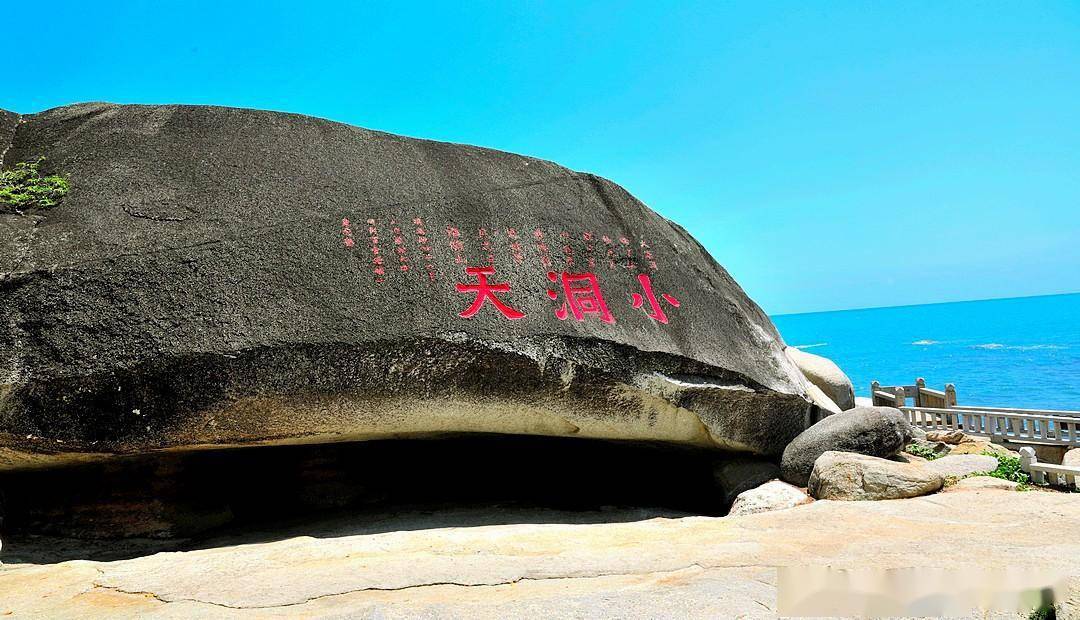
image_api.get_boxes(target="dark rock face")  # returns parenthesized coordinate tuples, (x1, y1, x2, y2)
(0, 110, 19, 168)
(0, 103, 816, 469)
(781, 406, 913, 486)
(712, 458, 781, 508)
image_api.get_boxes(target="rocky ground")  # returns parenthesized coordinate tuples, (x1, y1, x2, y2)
(2, 484, 1077, 619)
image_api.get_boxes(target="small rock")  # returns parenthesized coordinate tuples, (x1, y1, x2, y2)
(1064, 448, 1080, 468)
(925, 429, 967, 444)
(728, 480, 812, 516)
(955, 476, 1019, 491)
(785, 347, 856, 410)
(910, 426, 927, 440)
(808, 451, 943, 501)
(925, 454, 999, 478)
(781, 407, 914, 487)
(713, 459, 782, 508)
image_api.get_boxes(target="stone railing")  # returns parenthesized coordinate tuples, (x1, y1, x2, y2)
(1020, 446, 1080, 489)
(900, 405, 1080, 448)
(871, 378, 956, 409)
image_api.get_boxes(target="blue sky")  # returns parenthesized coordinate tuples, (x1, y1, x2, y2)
(7, 1, 1079, 314)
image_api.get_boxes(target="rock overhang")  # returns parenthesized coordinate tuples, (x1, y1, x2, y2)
(0, 102, 816, 470)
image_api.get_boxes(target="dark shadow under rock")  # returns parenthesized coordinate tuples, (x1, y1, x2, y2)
(0, 434, 758, 564)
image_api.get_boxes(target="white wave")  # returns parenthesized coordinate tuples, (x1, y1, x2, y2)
(792, 343, 828, 350)
(911, 340, 940, 346)
(971, 343, 1066, 351)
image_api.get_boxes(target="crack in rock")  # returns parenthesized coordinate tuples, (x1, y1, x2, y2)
(91, 562, 746, 610)
(120, 204, 189, 222)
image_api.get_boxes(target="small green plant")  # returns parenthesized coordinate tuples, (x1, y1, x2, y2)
(1029, 602, 1056, 619)
(981, 450, 1031, 486)
(0, 157, 69, 213)
(904, 442, 943, 460)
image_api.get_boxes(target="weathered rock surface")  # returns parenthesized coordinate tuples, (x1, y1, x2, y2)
(954, 475, 1019, 491)
(926, 429, 968, 444)
(2, 488, 1078, 618)
(0, 103, 818, 468)
(784, 347, 855, 410)
(803, 381, 842, 416)
(949, 440, 1014, 457)
(808, 451, 943, 500)
(780, 406, 913, 486)
(925, 454, 999, 479)
(920, 430, 1019, 460)
(727, 480, 811, 516)
(1064, 448, 1080, 468)
(889, 452, 927, 464)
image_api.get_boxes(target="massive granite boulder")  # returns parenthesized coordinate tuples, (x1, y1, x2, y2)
(0, 103, 819, 469)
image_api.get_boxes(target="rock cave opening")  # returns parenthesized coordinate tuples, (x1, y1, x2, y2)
(0, 434, 760, 563)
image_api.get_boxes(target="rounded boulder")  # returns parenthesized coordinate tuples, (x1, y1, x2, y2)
(781, 406, 913, 486)
(808, 451, 943, 500)
(785, 347, 856, 411)
(728, 480, 812, 516)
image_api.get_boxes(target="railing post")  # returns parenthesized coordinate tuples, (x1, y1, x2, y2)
(945, 383, 957, 408)
(893, 387, 905, 409)
(1019, 446, 1036, 473)
(915, 378, 925, 407)
(871, 381, 880, 406)
(1019, 447, 1047, 485)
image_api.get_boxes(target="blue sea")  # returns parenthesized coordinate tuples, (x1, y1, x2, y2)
(770, 293, 1080, 411)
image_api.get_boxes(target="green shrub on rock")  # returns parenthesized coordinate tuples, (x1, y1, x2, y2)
(1029, 602, 1056, 619)
(905, 442, 943, 460)
(0, 157, 69, 213)
(981, 451, 1030, 487)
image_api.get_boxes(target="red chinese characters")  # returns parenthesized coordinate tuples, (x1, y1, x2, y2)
(533, 228, 552, 269)
(630, 273, 680, 324)
(413, 217, 436, 282)
(342, 215, 672, 311)
(478, 227, 495, 265)
(447, 226, 466, 265)
(507, 228, 525, 264)
(546, 271, 614, 323)
(341, 218, 355, 248)
(389, 220, 410, 272)
(455, 266, 526, 320)
(582, 232, 596, 269)
(365, 218, 385, 283)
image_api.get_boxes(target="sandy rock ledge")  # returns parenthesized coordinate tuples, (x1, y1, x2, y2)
(2, 488, 1078, 618)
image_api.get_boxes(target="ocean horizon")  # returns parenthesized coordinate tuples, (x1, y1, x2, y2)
(770, 292, 1079, 410)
